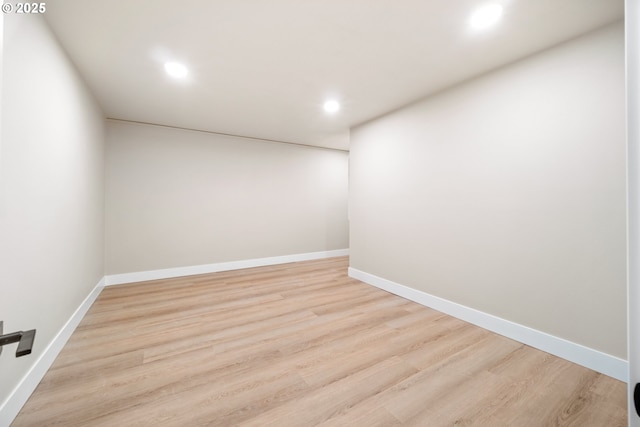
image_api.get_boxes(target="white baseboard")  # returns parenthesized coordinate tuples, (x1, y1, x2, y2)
(348, 267, 628, 382)
(105, 249, 350, 286)
(0, 278, 105, 427)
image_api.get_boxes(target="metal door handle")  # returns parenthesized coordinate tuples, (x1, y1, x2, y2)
(0, 321, 36, 357)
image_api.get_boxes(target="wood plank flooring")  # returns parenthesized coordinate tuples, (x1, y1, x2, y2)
(13, 257, 627, 426)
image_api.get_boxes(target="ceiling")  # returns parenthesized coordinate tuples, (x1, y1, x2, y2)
(45, 0, 624, 151)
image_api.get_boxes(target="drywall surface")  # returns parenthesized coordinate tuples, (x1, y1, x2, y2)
(350, 22, 626, 358)
(0, 15, 105, 408)
(105, 120, 348, 274)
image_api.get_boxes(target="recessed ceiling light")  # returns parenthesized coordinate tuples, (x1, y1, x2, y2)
(323, 100, 340, 114)
(470, 4, 503, 30)
(164, 61, 188, 78)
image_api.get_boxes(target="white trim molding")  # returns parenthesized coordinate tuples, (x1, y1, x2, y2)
(105, 249, 350, 286)
(349, 267, 628, 382)
(0, 278, 105, 427)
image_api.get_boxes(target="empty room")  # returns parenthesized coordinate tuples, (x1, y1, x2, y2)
(1, 0, 638, 426)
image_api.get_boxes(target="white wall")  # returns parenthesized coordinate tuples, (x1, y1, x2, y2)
(0, 14, 105, 413)
(105, 120, 349, 275)
(350, 22, 626, 359)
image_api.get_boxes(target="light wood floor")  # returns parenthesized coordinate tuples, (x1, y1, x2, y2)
(13, 257, 627, 426)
